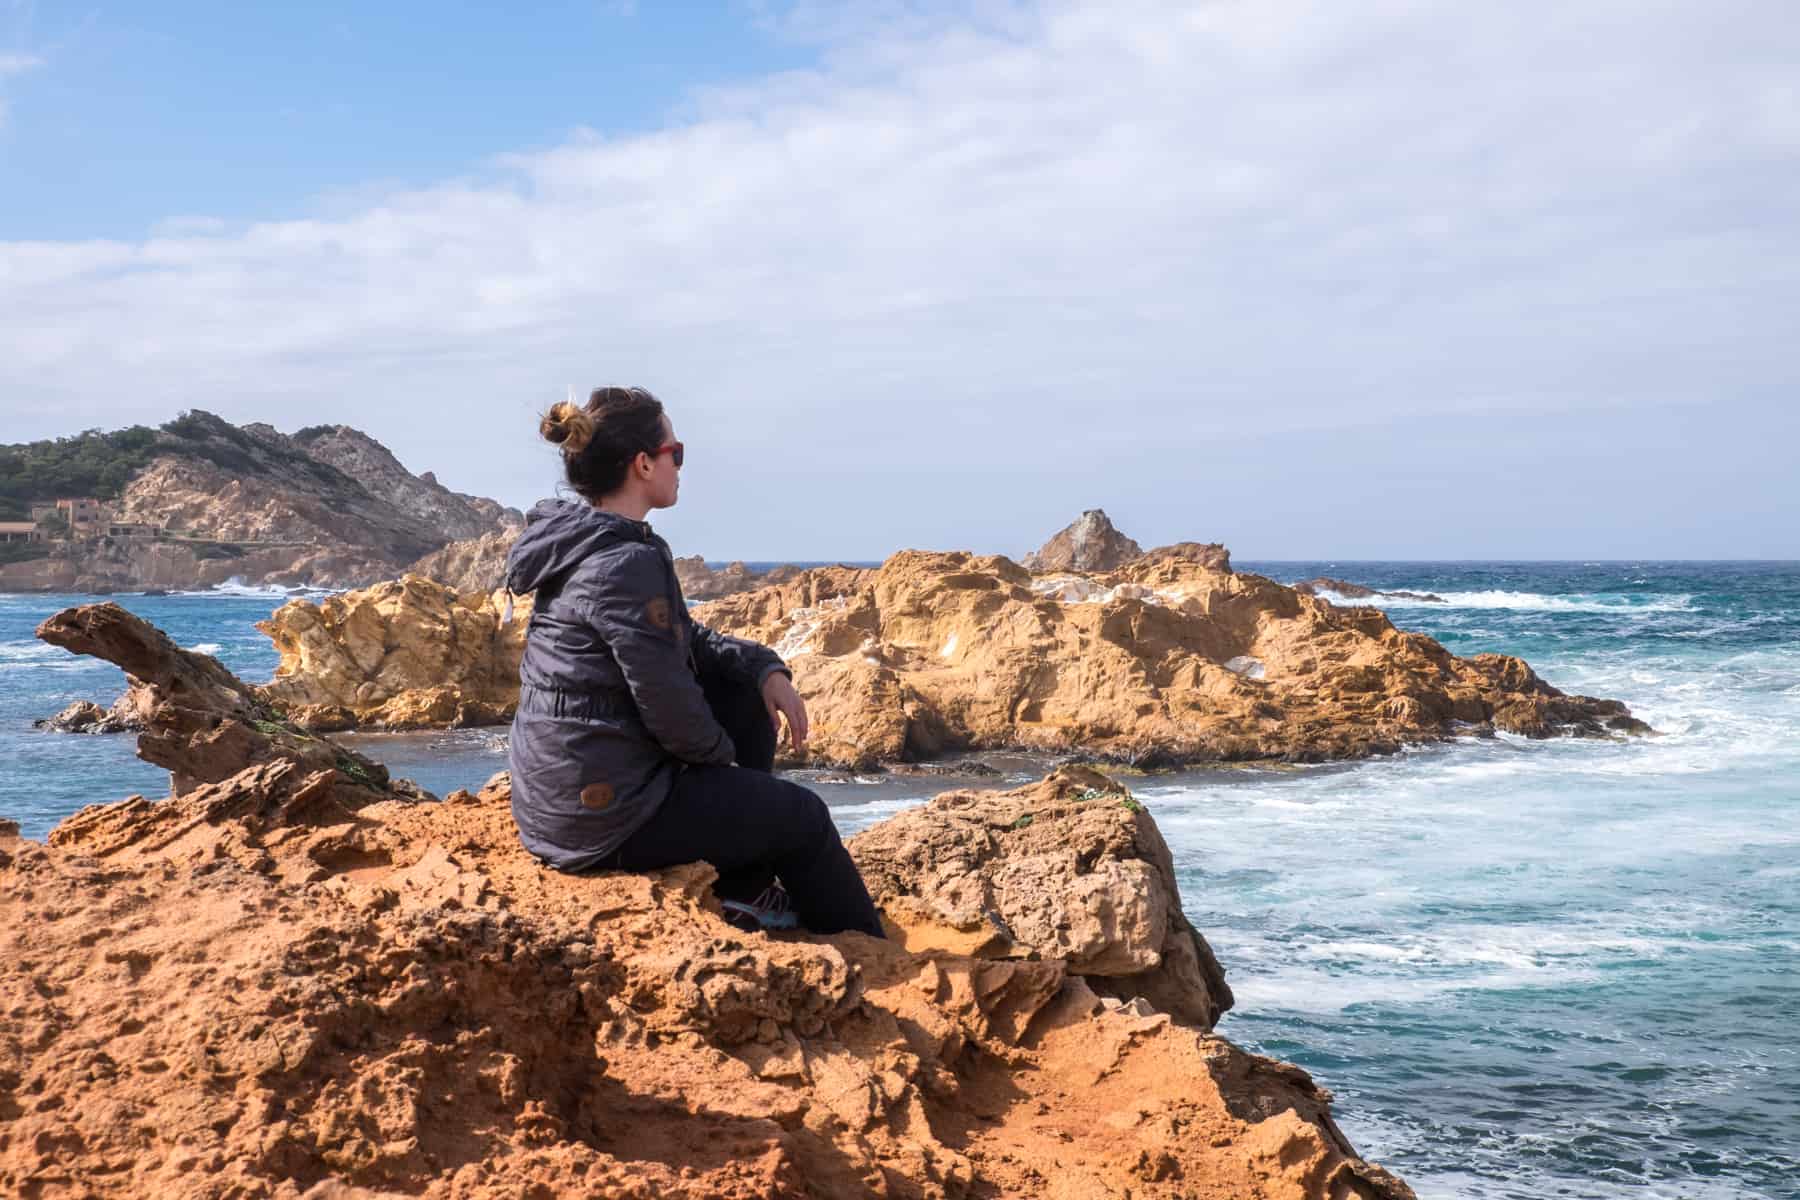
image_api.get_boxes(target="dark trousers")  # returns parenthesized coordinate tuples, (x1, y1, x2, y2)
(612, 671, 886, 938)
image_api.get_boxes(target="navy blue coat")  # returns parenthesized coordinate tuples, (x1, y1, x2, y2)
(502, 500, 786, 870)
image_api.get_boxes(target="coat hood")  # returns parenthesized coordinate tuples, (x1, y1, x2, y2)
(503, 499, 653, 595)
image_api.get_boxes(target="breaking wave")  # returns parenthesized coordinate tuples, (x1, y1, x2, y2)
(170, 578, 336, 600)
(1318, 588, 1695, 614)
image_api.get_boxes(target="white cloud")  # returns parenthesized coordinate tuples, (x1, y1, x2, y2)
(1, 0, 1797, 556)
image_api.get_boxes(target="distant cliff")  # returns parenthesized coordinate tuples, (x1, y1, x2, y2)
(0, 411, 521, 593)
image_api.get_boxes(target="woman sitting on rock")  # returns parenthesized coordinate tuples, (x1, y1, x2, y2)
(502, 385, 885, 938)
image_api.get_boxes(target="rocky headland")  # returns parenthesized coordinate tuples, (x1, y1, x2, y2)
(0, 412, 521, 593)
(247, 528, 1648, 768)
(3, 603, 1414, 1199)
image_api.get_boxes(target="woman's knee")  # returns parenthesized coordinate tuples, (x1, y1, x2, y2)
(775, 781, 834, 838)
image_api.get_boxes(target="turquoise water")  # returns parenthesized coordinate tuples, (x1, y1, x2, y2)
(3, 563, 1796, 1198)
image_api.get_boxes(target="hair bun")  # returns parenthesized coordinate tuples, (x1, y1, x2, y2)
(540, 400, 595, 456)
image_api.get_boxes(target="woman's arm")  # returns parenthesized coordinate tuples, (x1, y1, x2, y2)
(580, 546, 737, 766)
(689, 617, 788, 689)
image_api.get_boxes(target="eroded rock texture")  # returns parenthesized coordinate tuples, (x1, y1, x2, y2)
(2, 605, 1416, 1199)
(245, 540, 1647, 768)
(34, 602, 430, 803)
(404, 530, 519, 596)
(255, 575, 528, 731)
(699, 549, 1648, 768)
(849, 765, 1233, 1028)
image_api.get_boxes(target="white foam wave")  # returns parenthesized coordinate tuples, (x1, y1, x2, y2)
(169, 578, 336, 600)
(0, 639, 94, 673)
(1221, 960, 1596, 1014)
(0, 640, 61, 662)
(186, 642, 224, 654)
(1316, 588, 1694, 614)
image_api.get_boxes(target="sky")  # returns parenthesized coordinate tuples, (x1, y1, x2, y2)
(2, 0, 1796, 560)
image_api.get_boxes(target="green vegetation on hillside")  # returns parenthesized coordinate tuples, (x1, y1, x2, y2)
(0, 426, 161, 519)
(0, 411, 356, 519)
(160, 411, 346, 486)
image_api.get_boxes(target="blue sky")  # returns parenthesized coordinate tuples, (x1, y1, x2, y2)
(1, 2, 811, 238)
(2, 1, 1796, 559)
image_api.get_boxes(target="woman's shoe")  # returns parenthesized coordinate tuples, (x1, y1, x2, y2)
(720, 883, 800, 932)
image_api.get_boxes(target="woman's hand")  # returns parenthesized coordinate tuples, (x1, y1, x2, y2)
(761, 671, 809, 757)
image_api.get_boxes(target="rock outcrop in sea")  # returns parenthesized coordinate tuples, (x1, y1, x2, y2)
(32, 684, 152, 735)
(256, 575, 527, 731)
(1021, 508, 1144, 572)
(674, 556, 807, 601)
(698, 547, 1647, 768)
(3, 603, 1415, 1199)
(254, 542, 1649, 765)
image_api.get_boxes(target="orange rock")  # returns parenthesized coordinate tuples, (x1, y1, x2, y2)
(4, 615, 1416, 1200)
(403, 529, 517, 594)
(248, 541, 1646, 769)
(848, 764, 1233, 1027)
(698, 548, 1648, 768)
(255, 574, 528, 731)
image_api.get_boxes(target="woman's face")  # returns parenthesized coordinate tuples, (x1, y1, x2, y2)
(647, 413, 681, 510)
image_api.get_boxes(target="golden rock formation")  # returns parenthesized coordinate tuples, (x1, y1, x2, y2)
(249, 545, 1646, 768)
(699, 548, 1647, 768)
(255, 575, 528, 731)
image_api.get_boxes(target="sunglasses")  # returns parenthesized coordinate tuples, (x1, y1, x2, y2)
(651, 441, 685, 469)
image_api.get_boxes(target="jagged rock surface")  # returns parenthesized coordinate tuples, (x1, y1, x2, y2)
(33, 682, 154, 735)
(2, 609, 1415, 1200)
(284, 424, 522, 541)
(697, 549, 1649, 768)
(1021, 510, 1144, 572)
(256, 575, 528, 731)
(674, 557, 807, 601)
(848, 765, 1233, 1028)
(33, 602, 432, 804)
(404, 530, 519, 595)
(250, 544, 1647, 766)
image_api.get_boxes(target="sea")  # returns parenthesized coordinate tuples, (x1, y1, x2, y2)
(2, 561, 1795, 1200)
